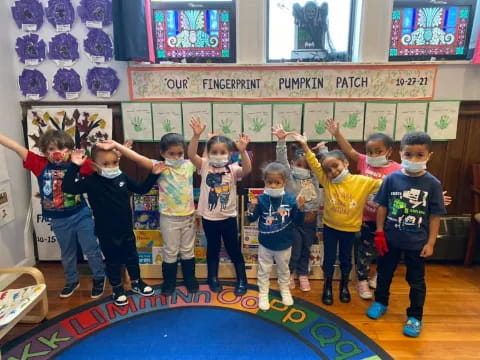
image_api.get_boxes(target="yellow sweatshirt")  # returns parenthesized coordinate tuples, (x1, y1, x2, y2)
(305, 150, 382, 232)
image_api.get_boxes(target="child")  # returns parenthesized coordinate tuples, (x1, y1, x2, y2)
(367, 132, 446, 338)
(247, 162, 305, 310)
(293, 133, 381, 305)
(188, 117, 251, 296)
(96, 134, 199, 296)
(0, 130, 106, 299)
(62, 145, 161, 306)
(272, 124, 321, 292)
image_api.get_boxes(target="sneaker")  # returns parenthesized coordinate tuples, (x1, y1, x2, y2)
(298, 275, 311, 292)
(357, 280, 373, 300)
(366, 302, 387, 320)
(113, 285, 129, 306)
(60, 282, 80, 298)
(131, 279, 154, 297)
(280, 288, 294, 306)
(91, 278, 106, 299)
(289, 274, 296, 290)
(403, 317, 422, 337)
(368, 273, 377, 289)
(258, 293, 270, 311)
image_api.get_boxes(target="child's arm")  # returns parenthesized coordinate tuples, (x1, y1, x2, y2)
(376, 205, 387, 232)
(62, 150, 90, 194)
(235, 133, 252, 176)
(0, 133, 28, 161)
(246, 196, 261, 222)
(292, 133, 328, 186)
(293, 195, 305, 225)
(421, 215, 440, 257)
(125, 162, 165, 195)
(326, 119, 360, 162)
(273, 124, 291, 168)
(187, 116, 206, 170)
(96, 140, 153, 171)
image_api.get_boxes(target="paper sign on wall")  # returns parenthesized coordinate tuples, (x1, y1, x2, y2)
(212, 103, 242, 139)
(364, 103, 397, 140)
(0, 181, 15, 227)
(242, 104, 272, 143)
(272, 103, 303, 142)
(395, 102, 427, 140)
(334, 102, 365, 141)
(122, 102, 154, 141)
(426, 101, 460, 140)
(182, 103, 212, 141)
(152, 103, 182, 141)
(303, 102, 334, 142)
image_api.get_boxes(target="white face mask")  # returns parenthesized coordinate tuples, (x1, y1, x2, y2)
(209, 155, 229, 168)
(165, 158, 184, 168)
(292, 167, 311, 180)
(98, 166, 122, 179)
(264, 187, 285, 198)
(331, 169, 349, 184)
(366, 155, 389, 167)
(401, 159, 427, 173)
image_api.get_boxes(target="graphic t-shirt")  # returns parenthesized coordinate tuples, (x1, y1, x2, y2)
(357, 153, 402, 222)
(374, 170, 446, 250)
(156, 160, 196, 216)
(23, 151, 94, 219)
(197, 158, 242, 221)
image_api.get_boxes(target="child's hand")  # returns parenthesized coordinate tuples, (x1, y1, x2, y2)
(296, 195, 305, 210)
(71, 149, 86, 166)
(272, 124, 292, 141)
(190, 116, 206, 137)
(374, 231, 389, 256)
(326, 118, 339, 136)
(311, 141, 328, 153)
(235, 133, 250, 152)
(420, 242, 434, 257)
(152, 161, 167, 175)
(291, 132, 308, 147)
(442, 191, 452, 206)
(124, 139, 133, 150)
(96, 140, 117, 151)
(248, 197, 258, 212)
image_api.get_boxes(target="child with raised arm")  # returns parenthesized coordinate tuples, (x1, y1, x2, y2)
(188, 117, 251, 296)
(63, 145, 161, 306)
(293, 133, 382, 305)
(0, 130, 105, 299)
(367, 132, 446, 338)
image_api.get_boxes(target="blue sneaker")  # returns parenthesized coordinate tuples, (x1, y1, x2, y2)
(403, 317, 422, 337)
(366, 302, 387, 319)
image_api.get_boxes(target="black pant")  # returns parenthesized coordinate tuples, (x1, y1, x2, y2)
(322, 225, 355, 278)
(289, 222, 316, 275)
(357, 221, 378, 281)
(375, 247, 426, 320)
(98, 233, 141, 287)
(202, 217, 245, 265)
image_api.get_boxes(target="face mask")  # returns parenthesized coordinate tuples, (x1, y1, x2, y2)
(165, 158, 184, 168)
(331, 169, 349, 184)
(209, 155, 229, 168)
(401, 159, 427, 173)
(98, 166, 122, 179)
(47, 150, 70, 164)
(264, 187, 285, 198)
(292, 167, 311, 180)
(366, 155, 389, 167)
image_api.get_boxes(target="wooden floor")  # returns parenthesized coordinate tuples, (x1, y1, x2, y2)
(2, 263, 480, 359)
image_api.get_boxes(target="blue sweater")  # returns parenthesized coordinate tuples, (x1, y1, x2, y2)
(247, 193, 304, 251)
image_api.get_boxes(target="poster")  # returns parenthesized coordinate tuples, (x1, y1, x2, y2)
(122, 102, 153, 141)
(134, 230, 163, 248)
(394, 102, 428, 141)
(0, 181, 15, 227)
(242, 104, 272, 142)
(0, 147, 9, 182)
(272, 103, 303, 141)
(152, 102, 182, 141)
(182, 102, 212, 141)
(364, 102, 397, 140)
(152, 246, 163, 265)
(302, 102, 334, 141)
(212, 103, 242, 138)
(334, 102, 365, 141)
(426, 101, 460, 140)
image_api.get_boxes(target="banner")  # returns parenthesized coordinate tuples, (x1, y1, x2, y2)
(128, 64, 437, 101)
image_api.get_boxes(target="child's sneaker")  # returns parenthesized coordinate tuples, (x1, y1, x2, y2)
(91, 278, 105, 299)
(366, 302, 387, 319)
(131, 279, 154, 296)
(403, 317, 422, 337)
(357, 280, 373, 300)
(298, 275, 311, 292)
(280, 288, 294, 306)
(60, 282, 80, 298)
(259, 293, 270, 311)
(368, 273, 377, 289)
(113, 285, 129, 306)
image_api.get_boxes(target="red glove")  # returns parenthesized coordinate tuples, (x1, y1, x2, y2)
(374, 231, 389, 256)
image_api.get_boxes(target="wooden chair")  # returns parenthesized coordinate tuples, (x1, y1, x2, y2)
(0, 267, 48, 348)
(464, 164, 480, 266)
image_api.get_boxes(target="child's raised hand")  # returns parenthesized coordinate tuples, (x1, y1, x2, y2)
(311, 141, 328, 153)
(190, 116, 206, 137)
(272, 124, 292, 141)
(296, 195, 305, 210)
(442, 191, 452, 206)
(291, 132, 308, 146)
(326, 118, 339, 136)
(71, 149, 86, 166)
(124, 139, 133, 150)
(96, 140, 117, 151)
(235, 133, 250, 152)
(152, 161, 167, 175)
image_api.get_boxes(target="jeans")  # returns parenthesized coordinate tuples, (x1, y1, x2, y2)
(202, 217, 245, 265)
(357, 221, 378, 281)
(98, 232, 141, 287)
(51, 206, 105, 284)
(375, 247, 426, 320)
(160, 214, 196, 263)
(322, 225, 355, 278)
(289, 222, 316, 275)
(258, 244, 292, 293)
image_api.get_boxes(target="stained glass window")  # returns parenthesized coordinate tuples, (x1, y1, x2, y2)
(389, 1, 477, 61)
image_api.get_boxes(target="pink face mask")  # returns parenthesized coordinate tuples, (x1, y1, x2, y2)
(46, 149, 70, 164)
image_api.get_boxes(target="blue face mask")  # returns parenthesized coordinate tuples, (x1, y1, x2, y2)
(331, 169, 349, 184)
(264, 187, 285, 198)
(165, 158, 184, 168)
(401, 159, 427, 173)
(366, 155, 389, 167)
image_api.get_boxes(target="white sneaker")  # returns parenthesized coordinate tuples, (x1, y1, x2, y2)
(369, 273, 377, 289)
(357, 280, 373, 300)
(259, 293, 270, 311)
(280, 288, 294, 306)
